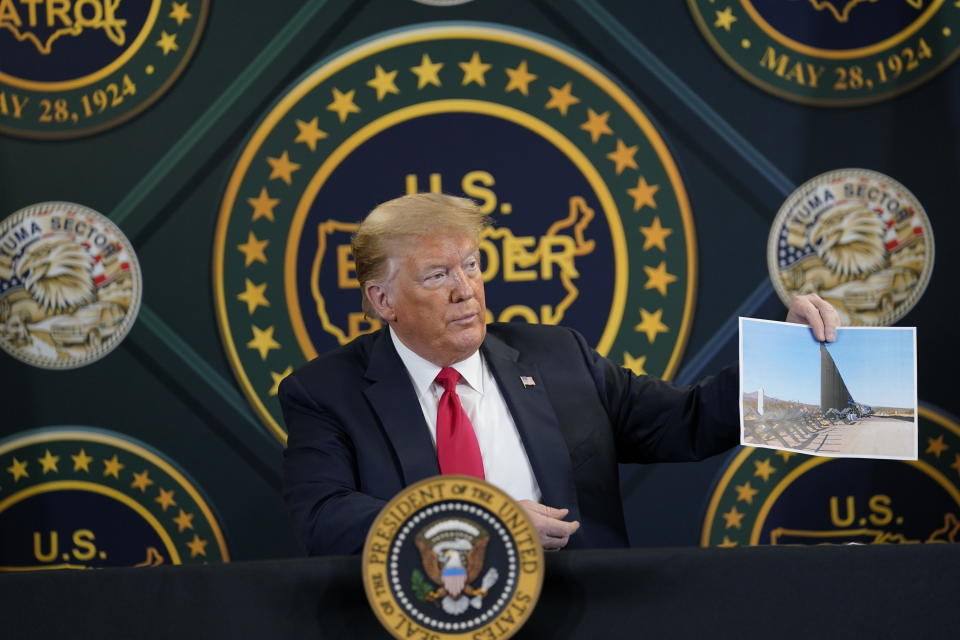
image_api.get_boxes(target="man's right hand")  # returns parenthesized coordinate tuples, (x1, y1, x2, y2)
(517, 499, 580, 550)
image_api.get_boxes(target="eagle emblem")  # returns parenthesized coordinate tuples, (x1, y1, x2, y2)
(414, 518, 500, 616)
(768, 169, 933, 326)
(0, 202, 141, 368)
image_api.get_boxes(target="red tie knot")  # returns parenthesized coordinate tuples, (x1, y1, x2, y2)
(435, 367, 460, 392)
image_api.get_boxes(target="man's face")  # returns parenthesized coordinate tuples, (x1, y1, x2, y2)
(376, 233, 486, 367)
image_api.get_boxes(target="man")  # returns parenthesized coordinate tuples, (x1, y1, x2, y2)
(280, 193, 839, 556)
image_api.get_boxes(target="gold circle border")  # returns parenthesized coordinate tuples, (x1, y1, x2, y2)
(0, 1, 209, 139)
(0, 0, 161, 91)
(0, 428, 230, 561)
(361, 475, 544, 640)
(0, 480, 182, 565)
(688, 0, 960, 107)
(748, 455, 960, 545)
(701, 405, 960, 546)
(741, 0, 943, 61)
(283, 99, 627, 362)
(214, 24, 698, 442)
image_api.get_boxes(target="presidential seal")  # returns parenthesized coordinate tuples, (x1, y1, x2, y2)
(688, 0, 960, 106)
(0, 427, 229, 570)
(0, 201, 142, 369)
(0, 0, 208, 139)
(767, 169, 933, 326)
(362, 476, 543, 640)
(702, 404, 960, 547)
(214, 23, 696, 441)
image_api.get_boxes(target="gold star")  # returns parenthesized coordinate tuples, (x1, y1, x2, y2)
(237, 231, 269, 267)
(643, 261, 678, 296)
(156, 488, 177, 512)
(169, 2, 192, 25)
(247, 187, 279, 223)
(734, 481, 759, 504)
(926, 435, 949, 459)
(72, 449, 93, 472)
(951, 453, 960, 477)
(754, 458, 776, 482)
(248, 325, 281, 360)
(504, 60, 537, 95)
(131, 470, 154, 493)
(173, 509, 195, 532)
(269, 366, 294, 396)
(6, 457, 28, 482)
(294, 117, 328, 152)
(775, 450, 796, 462)
(102, 455, 124, 479)
(410, 53, 444, 88)
(187, 534, 208, 558)
(237, 279, 269, 315)
(715, 6, 738, 31)
(366, 64, 399, 101)
(640, 217, 672, 252)
(327, 88, 360, 123)
(38, 450, 59, 473)
(266, 151, 300, 185)
(627, 176, 660, 211)
(459, 51, 491, 86)
(606, 139, 638, 175)
(722, 506, 745, 529)
(718, 536, 738, 547)
(580, 108, 612, 143)
(622, 352, 647, 376)
(545, 82, 580, 116)
(634, 308, 669, 343)
(156, 31, 178, 55)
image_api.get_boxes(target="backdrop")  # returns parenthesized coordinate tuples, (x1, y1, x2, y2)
(2, 0, 957, 568)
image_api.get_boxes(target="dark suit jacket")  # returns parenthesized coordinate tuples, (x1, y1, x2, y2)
(280, 322, 739, 556)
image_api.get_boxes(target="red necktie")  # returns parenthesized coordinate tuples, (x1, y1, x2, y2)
(435, 367, 485, 479)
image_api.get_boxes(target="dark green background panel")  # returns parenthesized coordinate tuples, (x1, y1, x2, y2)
(2, 0, 956, 560)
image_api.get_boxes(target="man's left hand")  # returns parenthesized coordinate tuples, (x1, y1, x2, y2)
(517, 500, 579, 551)
(786, 293, 840, 342)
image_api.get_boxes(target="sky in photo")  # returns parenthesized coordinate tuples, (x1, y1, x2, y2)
(740, 318, 916, 408)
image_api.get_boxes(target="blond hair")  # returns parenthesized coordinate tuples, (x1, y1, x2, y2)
(353, 193, 490, 317)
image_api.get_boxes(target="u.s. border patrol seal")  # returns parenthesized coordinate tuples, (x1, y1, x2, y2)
(688, 0, 960, 106)
(767, 168, 933, 326)
(363, 476, 543, 640)
(0, 0, 208, 139)
(702, 404, 960, 547)
(0, 201, 142, 369)
(214, 23, 696, 441)
(0, 427, 229, 570)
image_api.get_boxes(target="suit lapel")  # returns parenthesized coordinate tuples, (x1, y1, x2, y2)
(362, 330, 439, 485)
(482, 333, 581, 520)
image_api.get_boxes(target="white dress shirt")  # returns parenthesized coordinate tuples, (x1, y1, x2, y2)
(389, 327, 542, 502)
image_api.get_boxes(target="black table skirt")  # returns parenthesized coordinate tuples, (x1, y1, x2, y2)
(2, 544, 957, 639)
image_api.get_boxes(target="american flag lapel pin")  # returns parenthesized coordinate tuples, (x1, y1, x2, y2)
(520, 376, 536, 387)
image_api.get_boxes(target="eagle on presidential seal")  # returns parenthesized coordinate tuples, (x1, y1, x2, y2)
(415, 518, 500, 615)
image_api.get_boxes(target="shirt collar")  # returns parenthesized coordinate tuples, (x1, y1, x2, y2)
(389, 326, 484, 395)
